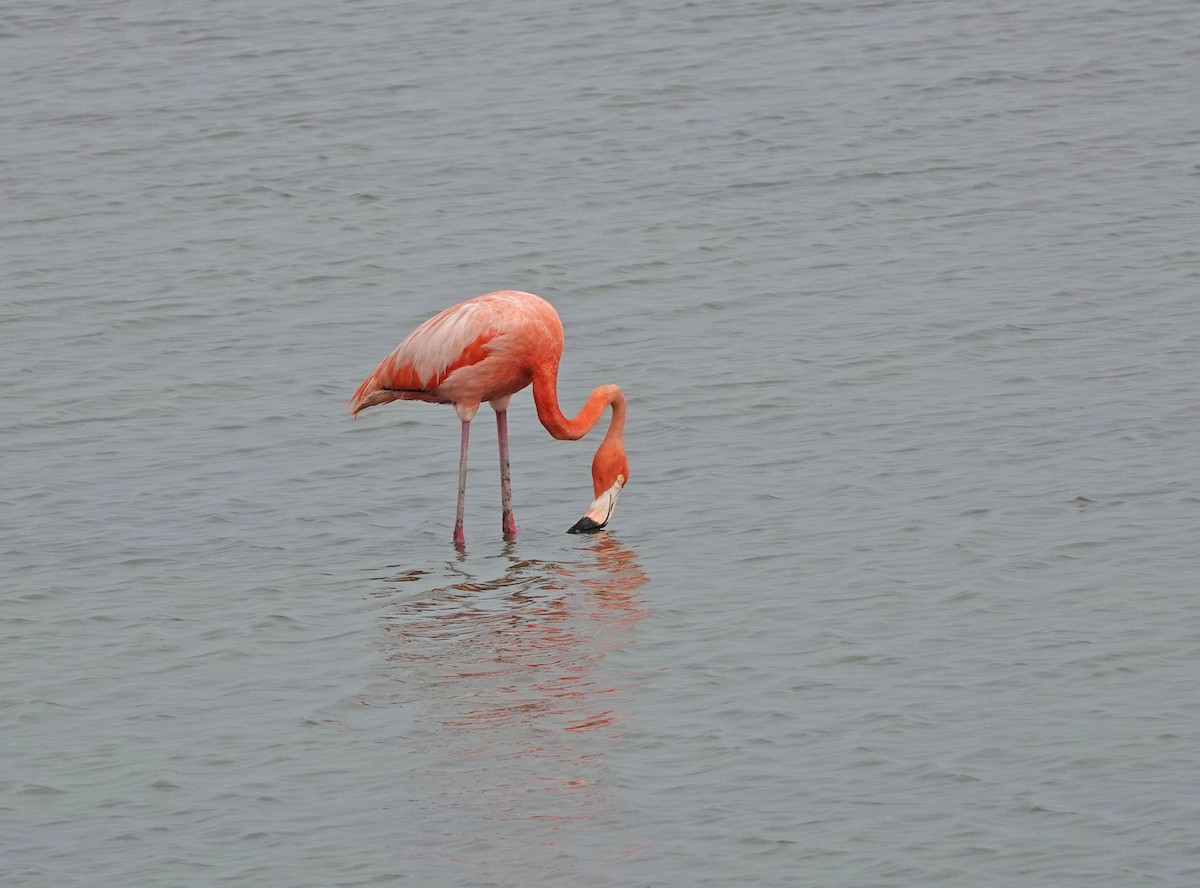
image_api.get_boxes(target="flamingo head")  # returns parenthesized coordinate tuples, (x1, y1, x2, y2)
(567, 441, 628, 534)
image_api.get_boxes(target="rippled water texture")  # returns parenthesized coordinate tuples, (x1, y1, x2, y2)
(4, 1, 1199, 885)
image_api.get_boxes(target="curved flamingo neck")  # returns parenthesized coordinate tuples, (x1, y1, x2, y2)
(532, 362, 625, 443)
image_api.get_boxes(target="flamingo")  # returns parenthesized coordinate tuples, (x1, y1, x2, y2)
(349, 290, 628, 547)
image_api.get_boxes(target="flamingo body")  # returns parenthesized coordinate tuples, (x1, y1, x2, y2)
(349, 291, 628, 546)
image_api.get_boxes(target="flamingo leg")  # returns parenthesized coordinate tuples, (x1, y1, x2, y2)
(454, 418, 470, 549)
(496, 409, 518, 539)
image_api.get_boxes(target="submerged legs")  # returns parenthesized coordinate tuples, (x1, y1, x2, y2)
(453, 406, 518, 548)
(496, 409, 518, 539)
(454, 419, 470, 549)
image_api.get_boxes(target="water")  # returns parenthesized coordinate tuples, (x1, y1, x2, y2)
(4, 0, 1199, 884)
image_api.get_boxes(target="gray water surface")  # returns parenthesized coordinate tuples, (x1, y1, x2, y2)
(4, 1, 1199, 885)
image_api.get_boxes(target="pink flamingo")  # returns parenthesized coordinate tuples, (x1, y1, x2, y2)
(349, 290, 628, 547)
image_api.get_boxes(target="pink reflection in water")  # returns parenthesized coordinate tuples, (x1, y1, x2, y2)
(377, 535, 650, 835)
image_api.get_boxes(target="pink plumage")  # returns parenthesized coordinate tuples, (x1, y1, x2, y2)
(349, 290, 629, 548)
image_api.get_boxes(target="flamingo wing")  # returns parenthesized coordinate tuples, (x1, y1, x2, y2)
(350, 299, 502, 414)
(349, 290, 560, 417)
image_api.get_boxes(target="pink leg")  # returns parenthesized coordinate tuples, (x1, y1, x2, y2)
(454, 419, 469, 549)
(496, 409, 518, 539)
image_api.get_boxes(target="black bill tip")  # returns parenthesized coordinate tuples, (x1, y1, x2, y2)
(567, 516, 606, 534)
